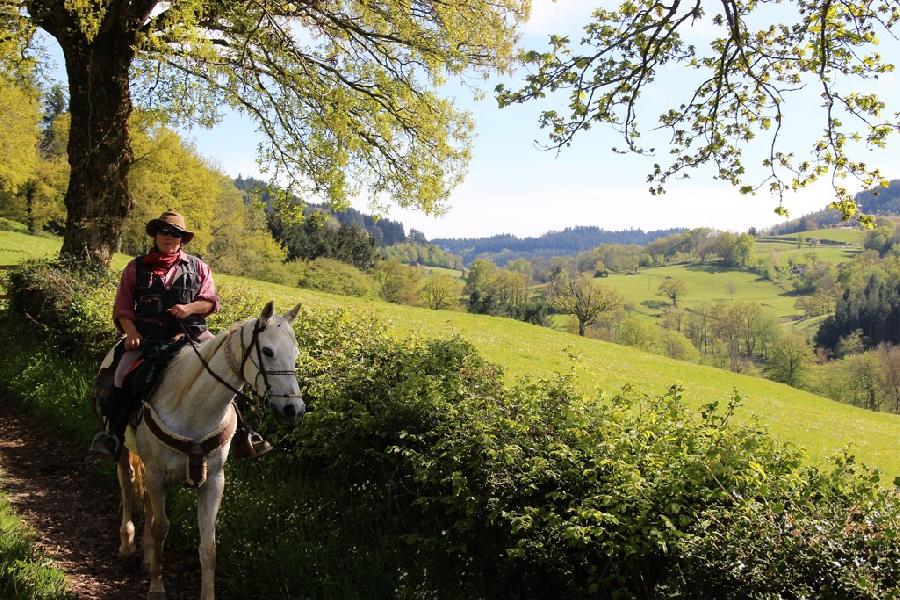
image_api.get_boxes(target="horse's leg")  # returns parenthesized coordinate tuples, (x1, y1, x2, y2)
(116, 450, 136, 557)
(198, 469, 225, 600)
(145, 471, 169, 599)
(141, 479, 154, 571)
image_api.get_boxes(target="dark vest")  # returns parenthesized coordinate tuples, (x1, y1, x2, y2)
(133, 254, 208, 342)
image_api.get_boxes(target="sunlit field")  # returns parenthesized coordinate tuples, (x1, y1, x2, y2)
(752, 240, 861, 264)
(0, 230, 59, 265)
(600, 264, 801, 321)
(773, 227, 865, 245)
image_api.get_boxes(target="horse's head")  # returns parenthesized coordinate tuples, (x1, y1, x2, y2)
(245, 301, 306, 426)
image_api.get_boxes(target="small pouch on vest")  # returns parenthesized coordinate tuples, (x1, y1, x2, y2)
(138, 294, 164, 316)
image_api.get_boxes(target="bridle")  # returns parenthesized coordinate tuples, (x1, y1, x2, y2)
(179, 317, 299, 405)
(223, 318, 298, 402)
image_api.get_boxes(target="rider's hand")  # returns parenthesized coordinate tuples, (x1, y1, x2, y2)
(125, 331, 143, 350)
(167, 304, 192, 320)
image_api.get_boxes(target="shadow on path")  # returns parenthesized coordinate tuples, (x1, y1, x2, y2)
(0, 398, 201, 599)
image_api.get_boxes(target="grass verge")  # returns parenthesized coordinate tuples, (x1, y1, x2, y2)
(0, 472, 72, 599)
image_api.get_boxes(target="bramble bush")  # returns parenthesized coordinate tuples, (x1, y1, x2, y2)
(1, 261, 898, 598)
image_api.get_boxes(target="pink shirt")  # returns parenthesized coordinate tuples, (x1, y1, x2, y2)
(113, 251, 220, 332)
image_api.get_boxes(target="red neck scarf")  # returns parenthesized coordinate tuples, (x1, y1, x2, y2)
(143, 249, 181, 276)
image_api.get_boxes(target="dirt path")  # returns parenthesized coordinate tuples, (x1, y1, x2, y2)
(0, 399, 201, 599)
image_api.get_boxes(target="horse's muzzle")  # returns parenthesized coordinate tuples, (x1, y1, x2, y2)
(276, 400, 305, 425)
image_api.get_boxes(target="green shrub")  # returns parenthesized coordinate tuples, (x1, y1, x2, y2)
(294, 257, 377, 297)
(256, 307, 900, 598)
(667, 451, 899, 598)
(0, 495, 72, 600)
(4, 258, 118, 355)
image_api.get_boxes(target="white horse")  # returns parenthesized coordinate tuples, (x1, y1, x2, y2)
(102, 301, 305, 600)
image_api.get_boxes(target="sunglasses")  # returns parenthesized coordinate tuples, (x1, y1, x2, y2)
(157, 227, 185, 239)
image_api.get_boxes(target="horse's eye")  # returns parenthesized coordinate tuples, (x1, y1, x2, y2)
(262, 347, 274, 358)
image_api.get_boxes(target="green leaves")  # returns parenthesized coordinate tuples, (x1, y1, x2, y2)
(500, 0, 900, 224)
(262, 304, 900, 596)
(0, 74, 39, 193)
(125, 0, 529, 212)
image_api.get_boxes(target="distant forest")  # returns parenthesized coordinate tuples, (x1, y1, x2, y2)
(231, 176, 900, 264)
(433, 227, 688, 266)
(233, 176, 407, 246)
(768, 179, 900, 236)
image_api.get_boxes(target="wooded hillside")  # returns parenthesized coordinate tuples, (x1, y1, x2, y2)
(434, 226, 687, 265)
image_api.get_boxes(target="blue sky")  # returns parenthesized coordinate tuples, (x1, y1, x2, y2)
(45, 1, 900, 240)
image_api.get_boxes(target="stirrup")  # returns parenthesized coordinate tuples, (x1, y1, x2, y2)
(248, 432, 273, 458)
(88, 431, 120, 461)
(232, 431, 273, 459)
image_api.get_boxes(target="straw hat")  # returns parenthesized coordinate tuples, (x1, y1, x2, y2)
(145, 211, 195, 244)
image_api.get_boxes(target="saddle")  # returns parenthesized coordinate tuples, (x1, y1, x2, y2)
(127, 338, 190, 404)
(94, 337, 190, 424)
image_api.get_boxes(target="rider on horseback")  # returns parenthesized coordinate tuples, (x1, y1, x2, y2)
(89, 211, 272, 460)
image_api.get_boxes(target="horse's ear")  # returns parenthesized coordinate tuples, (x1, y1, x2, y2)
(260, 301, 275, 326)
(284, 302, 302, 324)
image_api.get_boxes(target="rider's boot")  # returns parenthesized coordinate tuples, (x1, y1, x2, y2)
(88, 386, 131, 461)
(230, 414, 273, 459)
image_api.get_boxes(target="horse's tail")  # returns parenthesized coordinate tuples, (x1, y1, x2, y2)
(130, 452, 146, 513)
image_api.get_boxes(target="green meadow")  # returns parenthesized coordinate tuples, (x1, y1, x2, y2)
(2, 230, 899, 480)
(0, 230, 60, 265)
(773, 227, 865, 245)
(600, 264, 800, 321)
(752, 240, 861, 264)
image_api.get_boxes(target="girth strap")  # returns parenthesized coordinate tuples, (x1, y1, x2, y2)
(142, 403, 238, 487)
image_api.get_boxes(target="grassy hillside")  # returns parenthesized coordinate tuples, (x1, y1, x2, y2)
(230, 277, 900, 479)
(600, 264, 801, 322)
(2, 230, 899, 480)
(773, 227, 865, 245)
(0, 230, 60, 264)
(752, 240, 860, 264)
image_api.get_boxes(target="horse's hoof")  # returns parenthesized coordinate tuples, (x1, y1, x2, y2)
(148, 591, 167, 600)
(117, 552, 140, 569)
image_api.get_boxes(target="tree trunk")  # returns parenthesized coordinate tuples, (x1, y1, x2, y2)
(23, 180, 37, 233)
(57, 27, 135, 267)
(578, 320, 585, 336)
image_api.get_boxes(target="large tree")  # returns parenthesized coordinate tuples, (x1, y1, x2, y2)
(498, 1, 900, 224)
(0, 71, 39, 196)
(657, 276, 687, 308)
(6, 0, 528, 266)
(548, 271, 624, 336)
